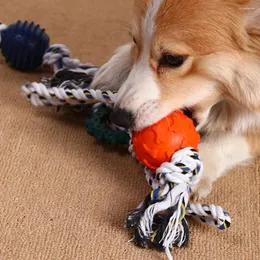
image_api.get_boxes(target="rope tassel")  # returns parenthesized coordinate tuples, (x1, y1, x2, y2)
(127, 148, 231, 258)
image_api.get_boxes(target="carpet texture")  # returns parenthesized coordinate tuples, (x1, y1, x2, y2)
(0, 1, 259, 259)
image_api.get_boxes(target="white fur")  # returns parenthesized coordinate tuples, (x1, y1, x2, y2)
(202, 54, 260, 109)
(115, 0, 164, 129)
(201, 100, 260, 135)
(192, 134, 252, 198)
(91, 44, 133, 91)
(230, 107, 260, 134)
(142, 0, 163, 48)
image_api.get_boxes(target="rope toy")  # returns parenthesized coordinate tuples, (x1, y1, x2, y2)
(85, 104, 130, 145)
(127, 114, 230, 259)
(128, 148, 231, 259)
(3, 20, 231, 260)
(21, 45, 116, 107)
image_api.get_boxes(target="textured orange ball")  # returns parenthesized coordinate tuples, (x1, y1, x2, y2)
(132, 110, 200, 171)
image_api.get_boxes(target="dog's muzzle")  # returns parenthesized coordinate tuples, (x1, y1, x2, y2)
(110, 107, 135, 129)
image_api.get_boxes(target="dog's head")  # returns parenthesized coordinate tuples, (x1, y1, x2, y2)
(113, 0, 260, 131)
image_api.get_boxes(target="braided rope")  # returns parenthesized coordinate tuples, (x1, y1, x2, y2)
(144, 163, 231, 230)
(43, 44, 98, 73)
(186, 204, 231, 230)
(21, 44, 113, 107)
(21, 82, 118, 107)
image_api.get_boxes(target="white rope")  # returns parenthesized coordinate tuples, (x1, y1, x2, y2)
(21, 82, 118, 107)
(143, 170, 231, 232)
(0, 23, 7, 44)
(43, 44, 97, 73)
(128, 140, 135, 158)
(43, 44, 78, 71)
(186, 204, 231, 229)
(138, 148, 203, 254)
(137, 148, 231, 260)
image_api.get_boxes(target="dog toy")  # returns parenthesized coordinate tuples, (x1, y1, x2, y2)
(85, 104, 130, 144)
(16, 22, 231, 260)
(132, 110, 200, 171)
(128, 115, 230, 259)
(0, 21, 50, 70)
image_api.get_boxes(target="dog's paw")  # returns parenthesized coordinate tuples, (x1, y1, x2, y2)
(191, 179, 213, 202)
(91, 43, 133, 91)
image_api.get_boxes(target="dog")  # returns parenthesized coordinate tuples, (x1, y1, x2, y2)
(91, 0, 260, 199)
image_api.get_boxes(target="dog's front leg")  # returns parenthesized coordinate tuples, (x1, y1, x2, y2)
(192, 133, 253, 199)
(91, 43, 134, 91)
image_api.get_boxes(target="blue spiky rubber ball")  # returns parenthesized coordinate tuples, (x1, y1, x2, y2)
(1, 21, 50, 70)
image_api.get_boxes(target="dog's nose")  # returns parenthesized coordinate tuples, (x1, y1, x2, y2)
(110, 108, 134, 129)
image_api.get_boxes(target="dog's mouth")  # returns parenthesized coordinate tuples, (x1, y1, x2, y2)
(132, 106, 199, 132)
(183, 108, 199, 127)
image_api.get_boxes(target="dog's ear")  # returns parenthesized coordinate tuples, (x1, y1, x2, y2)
(236, 2, 260, 111)
(198, 1, 260, 111)
(226, 1, 260, 111)
(245, 3, 260, 36)
(200, 54, 260, 111)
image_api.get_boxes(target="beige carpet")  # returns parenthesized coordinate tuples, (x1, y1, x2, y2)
(0, 1, 259, 259)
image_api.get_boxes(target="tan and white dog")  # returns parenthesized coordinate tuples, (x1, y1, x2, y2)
(91, 0, 260, 198)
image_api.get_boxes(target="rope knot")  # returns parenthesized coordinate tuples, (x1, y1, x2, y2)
(156, 147, 202, 188)
(43, 44, 81, 71)
(127, 147, 230, 260)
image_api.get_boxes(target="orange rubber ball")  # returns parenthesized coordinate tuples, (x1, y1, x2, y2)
(132, 110, 200, 171)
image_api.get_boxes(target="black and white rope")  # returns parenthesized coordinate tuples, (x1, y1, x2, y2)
(21, 82, 118, 107)
(128, 147, 231, 260)
(43, 44, 98, 73)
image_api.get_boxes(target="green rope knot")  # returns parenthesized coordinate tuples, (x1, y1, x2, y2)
(85, 104, 130, 145)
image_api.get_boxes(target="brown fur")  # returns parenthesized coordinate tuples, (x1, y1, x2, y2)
(247, 134, 260, 156)
(132, 0, 260, 155)
(155, 0, 248, 53)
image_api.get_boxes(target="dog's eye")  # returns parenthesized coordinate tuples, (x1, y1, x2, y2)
(160, 54, 185, 68)
(128, 31, 137, 44)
